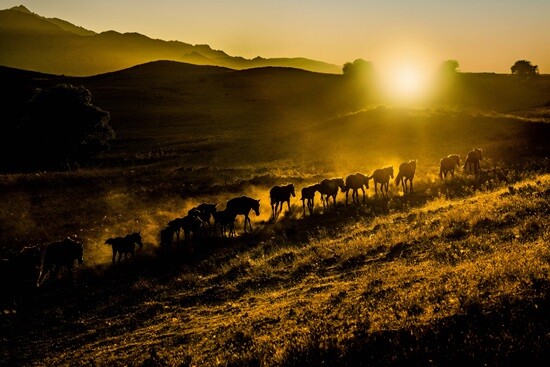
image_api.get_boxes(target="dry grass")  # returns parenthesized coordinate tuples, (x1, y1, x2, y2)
(1, 64, 550, 366)
(2, 172, 549, 366)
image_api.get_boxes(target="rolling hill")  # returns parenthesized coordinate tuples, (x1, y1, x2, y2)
(0, 5, 341, 76)
(0, 50, 550, 367)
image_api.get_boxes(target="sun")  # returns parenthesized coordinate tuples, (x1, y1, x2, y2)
(382, 62, 432, 104)
(392, 65, 423, 96)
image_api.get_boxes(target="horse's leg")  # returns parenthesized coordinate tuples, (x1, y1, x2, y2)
(272, 203, 276, 219)
(50, 266, 59, 282)
(361, 187, 365, 204)
(287, 199, 291, 213)
(67, 266, 75, 286)
(112, 249, 116, 265)
(247, 215, 253, 232)
(37, 266, 48, 287)
(345, 190, 349, 205)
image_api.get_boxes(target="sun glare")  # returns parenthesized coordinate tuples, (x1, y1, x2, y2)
(382, 62, 433, 104)
(375, 40, 438, 105)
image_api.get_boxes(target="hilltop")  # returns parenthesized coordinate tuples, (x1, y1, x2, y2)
(0, 5, 341, 76)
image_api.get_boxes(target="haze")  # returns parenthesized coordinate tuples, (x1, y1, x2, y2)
(0, 0, 549, 74)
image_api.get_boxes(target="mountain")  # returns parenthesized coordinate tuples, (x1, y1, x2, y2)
(0, 5, 341, 76)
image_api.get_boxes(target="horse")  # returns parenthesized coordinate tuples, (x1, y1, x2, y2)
(344, 173, 371, 205)
(105, 231, 143, 265)
(439, 154, 461, 180)
(464, 148, 482, 176)
(370, 166, 394, 196)
(395, 160, 417, 194)
(269, 183, 296, 219)
(318, 178, 346, 212)
(168, 215, 204, 245)
(180, 215, 204, 244)
(213, 209, 237, 238)
(226, 196, 260, 233)
(159, 226, 178, 253)
(188, 203, 217, 234)
(37, 237, 84, 287)
(300, 183, 320, 217)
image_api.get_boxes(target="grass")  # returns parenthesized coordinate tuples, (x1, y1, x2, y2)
(1, 63, 550, 366)
(1, 170, 549, 366)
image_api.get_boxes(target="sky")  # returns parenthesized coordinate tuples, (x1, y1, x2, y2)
(1, 0, 549, 73)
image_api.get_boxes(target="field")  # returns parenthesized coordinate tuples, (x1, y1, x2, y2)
(1, 62, 550, 366)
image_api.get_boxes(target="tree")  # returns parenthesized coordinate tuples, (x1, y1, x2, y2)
(511, 60, 539, 77)
(14, 84, 115, 170)
(440, 59, 460, 74)
(342, 58, 374, 78)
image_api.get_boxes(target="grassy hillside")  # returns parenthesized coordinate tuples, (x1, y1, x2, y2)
(0, 61, 549, 250)
(1, 172, 549, 366)
(0, 61, 549, 366)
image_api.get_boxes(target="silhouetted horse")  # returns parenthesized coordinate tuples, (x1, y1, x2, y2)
(226, 196, 260, 233)
(213, 209, 237, 238)
(300, 183, 320, 217)
(439, 154, 461, 180)
(159, 226, 177, 253)
(270, 183, 296, 219)
(168, 216, 204, 245)
(370, 166, 394, 196)
(188, 203, 217, 234)
(181, 215, 204, 244)
(105, 232, 143, 265)
(464, 148, 482, 176)
(37, 238, 84, 287)
(344, 173, 371, 205)
(395, 160, 417, 194)
(318, 178, 346, 212)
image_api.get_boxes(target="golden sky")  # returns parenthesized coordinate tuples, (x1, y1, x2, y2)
(2, 0, 549, 73)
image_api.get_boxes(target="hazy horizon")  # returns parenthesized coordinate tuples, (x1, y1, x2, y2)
(1, 0, 549, 74)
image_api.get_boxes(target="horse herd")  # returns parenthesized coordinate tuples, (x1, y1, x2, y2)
(0, 149, 482, 308)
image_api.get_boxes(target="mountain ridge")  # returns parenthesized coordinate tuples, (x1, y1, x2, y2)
(0, 5, 341, 76)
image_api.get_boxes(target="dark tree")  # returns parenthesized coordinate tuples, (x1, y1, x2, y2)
(511, 60, 539, 77)
(10, 84, 115, 171)
(440, 59, 460, 74)
(342, 58, 374, 78)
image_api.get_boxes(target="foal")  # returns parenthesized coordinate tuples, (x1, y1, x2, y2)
(213, 209, 237, 238)
(300, 183, 320, 217)
(105, 232, 143, 265)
